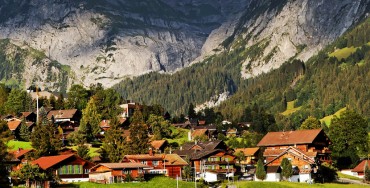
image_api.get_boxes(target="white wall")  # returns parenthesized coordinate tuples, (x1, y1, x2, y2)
(255, 173, 280, 182)
(61, 178, 89, 182)
(202, 172, 218, 183)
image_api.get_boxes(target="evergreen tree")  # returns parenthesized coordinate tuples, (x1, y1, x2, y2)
(365, 161, 370, 182)
(10, 163, 47, 188)
(78, 97, 102, 142)
(19, 120, 31, 142)
(4, 89, 32, 115)
(188, 103, 196, 119)
(256, 159, 266, 181)
(0, 141, 11, 188)
(281, 158, 293, 181)
(101, 117, 126, 162)
(126, 109, 149, 154)
(66, 84, 89, 110)
(55, 93, 65, 110)
(299, 116, 322, 130)
(0, 120, 13, 142)
(235, 151, 246, 164)
(76, 145, 91, 161)
(329, 110, 369, 168)
(146, 114, 172, 140)
(30, 108, 62, 158)
(49, 94, 57, 108)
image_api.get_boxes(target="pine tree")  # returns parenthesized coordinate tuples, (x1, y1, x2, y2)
(0, 141, 11, 188)
(188, 103, 196, 119)
(10, 163, 47, 188)
(76, 145, 91, 161)
(256, 159, 266, 181)
(19, 120, 31, 142)
(78, 97, 102, 142)
(30, 108, 62, 158)
(147, 114, 171, 140)
(55, 93, 65, 110)
(0, 120, 13, 142)
(126, 109, 149, 154)
(101, 117, 126, 162)
(281, 158, 293, 181)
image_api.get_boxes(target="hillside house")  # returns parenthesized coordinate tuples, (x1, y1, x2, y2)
(120, 102, 142, 118)
(89, 163, 148, 183)
(352, 160, 370, 178)
(20, 112, 37, 122)
(9, 148, 34, 171)
(257, 129, 331, 182)
(123, 150, 187, 178)
(174, 140, 236, 182)
(32, 154, 94, 185)
(47, 109, 81, 123)
(150, 140, 168, 153)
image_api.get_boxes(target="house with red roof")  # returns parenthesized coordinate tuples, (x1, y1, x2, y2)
(150, 140, 168, 153)
(47, 109, 81, 123)
(352, 160, 370, 178)
(123, 150, 188, 179)
(32, 154, 94, 183)
(234, 147, 260, 165)
(257, 129, 331, 182)
(89, 163, 149, 183)
(9, 148, 34, 171)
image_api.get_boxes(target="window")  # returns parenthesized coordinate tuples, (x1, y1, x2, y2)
(123, 169, 132, 174)
(153, 161, 159, 166)
(141, 161, 147, 165)
(58, 165, 83, 175)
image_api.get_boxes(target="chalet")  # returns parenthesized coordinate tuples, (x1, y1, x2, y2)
(120, 102, 142, 118)
(352, 160, 370, 178)
(193, 124, 218, 139)
(47, 109, 81, 123)
(174, 140, 236, 182)
(55, 121, 78, 138)
(7, 119, 22, 138)
(150, 140, 168, 153)
(255, 166, 282, 182)
(257, 129, 331, 182)
(234, 147, 259, 165)
(123, 150, 187, 178)
(32, 154, 94, 184)
(89, 163, 149, 183)
(191, 129, 209, 140)
(9, 148, 34, 171)
(20, 112, 37, 122)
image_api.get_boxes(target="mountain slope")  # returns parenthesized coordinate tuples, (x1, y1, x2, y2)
(0, 0, 250, 87)
(0, 39, 71, 92)
(114, 0, 370, 115)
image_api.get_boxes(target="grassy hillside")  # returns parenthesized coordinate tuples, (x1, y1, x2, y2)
(320, 107, 347, 126)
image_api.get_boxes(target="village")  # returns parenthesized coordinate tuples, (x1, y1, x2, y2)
(1, 87, 368, 188)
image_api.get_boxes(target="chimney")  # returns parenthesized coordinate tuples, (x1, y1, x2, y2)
(149, 147, 153, 156)
(188, 131, 192, 141)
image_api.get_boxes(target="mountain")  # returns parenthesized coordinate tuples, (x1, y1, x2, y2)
(114, 0, 370, 113)
(0, 0, 250, 87)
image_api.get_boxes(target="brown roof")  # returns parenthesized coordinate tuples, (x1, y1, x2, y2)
(47, 109, 78, 119)
(32, 154, 75, 170)
(7, 119, 22, 131)
(192, 129, 208, 138)
(26, 122, 35, 127)
(10, 149, 33, 160)
(100, 120, 110, 128)
(164, 154, 188, 166)
(21, 112, 33, 118)
(151, 140, 167, 150)
(124, 154, 164, 161)
(235, 148, 259, 156)
(257, 129, 323, 146)
(265, 147, 316, 165)
(94, 163, 149, 170)
(352, 160, 370, 173)
(266, 166, 281, 173)
(180, 140, 225, 151)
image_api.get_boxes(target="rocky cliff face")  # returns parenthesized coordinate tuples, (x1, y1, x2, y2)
(0, 0, 368, 89)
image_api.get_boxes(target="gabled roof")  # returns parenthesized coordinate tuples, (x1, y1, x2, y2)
(266, 166, 281, 173)
(265, 147, 316, 166)
(124, 154, 164, 161)
(47, 109, 78, 119)
(92, 163, 149, 170)
(257, 129, 324, 146)
(100, 120, 110, 128)
(7, 119, 22, 131)
(235, 148, 259, 156)
(164, 154, 188, 166)
(32, 154, 75, 170)
(151, 140, 168, 150)
(175, 149, 224, 160)
(181, 140, 224, 151)
(10, 149, 33, 160)
(21, 112, 35, 118)
(352, 160, 370, 173)
(192, 129, 208, 138)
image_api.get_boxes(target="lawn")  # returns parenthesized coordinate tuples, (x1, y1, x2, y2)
(281, 100, 302, 116)
(229, 181, 368, 188)
(320, 107, 347, 126)
(329, 46, 357, 60)
(62, 177, 194, 188)
(69, 146, 101, 157)
(167, 127, 189, 145)
(7, 140, 33, 150)
(337, 172, 362, 181)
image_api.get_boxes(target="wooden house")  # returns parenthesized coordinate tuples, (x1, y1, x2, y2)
(89, 163, 148, 183)
(150, 140, 168, 154)
(32, 154, 94, 184)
